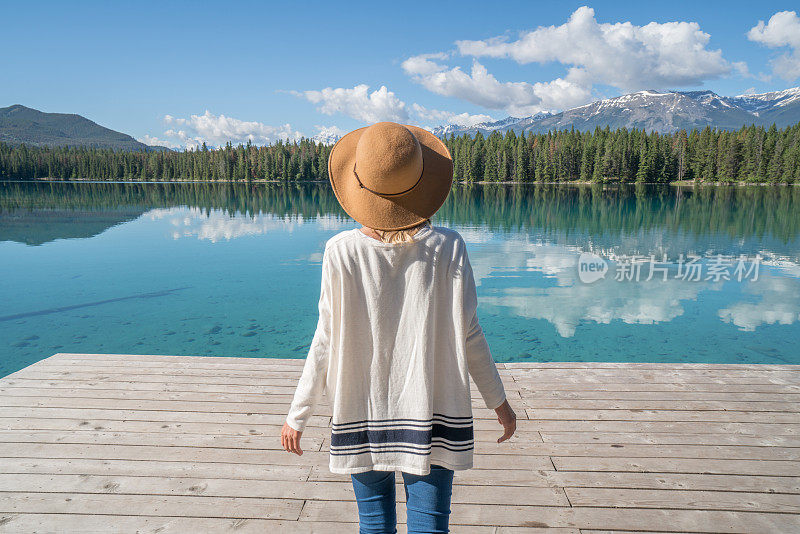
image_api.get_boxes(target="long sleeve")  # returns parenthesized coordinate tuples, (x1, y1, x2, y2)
(461, 243, 507, 411)
(286, 245, 333, 432)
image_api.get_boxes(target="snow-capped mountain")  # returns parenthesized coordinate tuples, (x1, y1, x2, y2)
(435, 87, 800, 136)
(311, 129, 342, 145)
(730, 87, 800, 113)
(433, 113, 551, 137)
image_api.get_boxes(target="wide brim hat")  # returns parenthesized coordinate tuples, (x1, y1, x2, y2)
(328, 121, 453, 231)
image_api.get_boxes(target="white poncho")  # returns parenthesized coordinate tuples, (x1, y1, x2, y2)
(285, 224, 507, 476)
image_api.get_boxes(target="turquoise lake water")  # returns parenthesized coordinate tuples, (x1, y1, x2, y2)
(1, 181, 799, 377)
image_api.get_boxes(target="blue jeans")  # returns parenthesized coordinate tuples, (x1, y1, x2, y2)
(350, 464, 454, 534)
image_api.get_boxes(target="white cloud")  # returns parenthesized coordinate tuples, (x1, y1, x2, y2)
(142, 111, 304, 150)
(747, 10, 800, 82)
(294, 81, 499, 130)
(402, 6, 740, 116)
(411, 104, 494, 128)
(456, 6, 734, 92)
(295, 84, 409, 123)
(402, 57, 590, 116)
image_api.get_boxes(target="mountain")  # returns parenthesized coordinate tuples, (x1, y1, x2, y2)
(433, 113, 551, 137)
(0, 105, 167, 151)
(0, 207, 148, 246)
(311, 129, 343, 145)
(434, 87, 800, 137)
(728, 88, 800, 126)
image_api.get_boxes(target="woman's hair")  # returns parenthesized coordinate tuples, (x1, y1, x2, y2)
(371, 218, 432, 244)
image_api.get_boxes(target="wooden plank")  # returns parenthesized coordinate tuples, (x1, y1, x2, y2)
(22, 363, 304, 378)
(0, 457, 313, 481)
(309, 465, 800, 494)
(0, 386, 305, 403)
(0, 407, 325, 426)
(24, 367, 516, 384)
(39, 357, 307, 369)
(0, 395, 502, 420)
(50, 353, 799, 370)
(2, 377, 304, 395)
(2, 354, 799, 531)
(9, 375, 797, 398)
(22, 366, 800, 387)
(564, 487, 800, 513)
(513, 389, 800, 400)
(521, 399, 800, 412)
(551, 456, 800, 476)
(0, 417, 328, 437)
(0, 405, 506, 427)
(0, 396, 309, 414)
(0, 442, 553, 471)
(299, 500, 800, 531)
(4, 413, 798, 437)
(503, 362, 800, 370)
(0, 492, 304, 520)
(0, 442, 334, 465)
(318, 439, 800, 461)
(0, 380, 511, 406)
(0, 430, 788, 460)
(48, 353, 307, 366)
(0, 430, 327, 451)
(0, 384, 504, 407)
(6, 372, 522, 391)
(34, 362, 795, 381)
(0, 473, 569, 507)
(0, 514, 502, 534)
(0, 429, 528, 451)
(509, 368, 799, 378)
(525, 408, 800, 423)
(9, 386, 797, 404)
(0, 515, 361, 534)
(539, 431, 800, 447)
(10, 390, 800, 415)
(50, 353, 798, 371)
(549, 471, 800, 494)
(0, 419, 532, 445)
(516, 383, 800, 393)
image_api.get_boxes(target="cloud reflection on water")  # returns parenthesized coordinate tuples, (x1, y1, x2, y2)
(147, 207, 352, 243)
(462, 231, 800, 337)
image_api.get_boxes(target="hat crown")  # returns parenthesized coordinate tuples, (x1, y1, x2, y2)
(354, 122, 423, 196)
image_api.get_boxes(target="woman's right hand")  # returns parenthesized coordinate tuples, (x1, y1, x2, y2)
(494, 399, 517, 443)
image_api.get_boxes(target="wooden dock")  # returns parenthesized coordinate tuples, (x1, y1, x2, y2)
(0, 353, 798, 533)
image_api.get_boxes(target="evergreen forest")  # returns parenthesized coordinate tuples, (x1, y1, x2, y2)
(1, 123, 798, 183)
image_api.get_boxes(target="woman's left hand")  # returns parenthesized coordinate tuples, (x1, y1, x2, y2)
(281, 422, 304, 456)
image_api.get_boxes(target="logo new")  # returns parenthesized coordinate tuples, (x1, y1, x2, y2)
(578, 252, 608, 284)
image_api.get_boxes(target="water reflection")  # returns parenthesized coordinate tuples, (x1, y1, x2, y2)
(719, 274, 800, 331)
(467, 239, 714, 337)
(1, 180, 798, 375)
(147, 207, 353, 242)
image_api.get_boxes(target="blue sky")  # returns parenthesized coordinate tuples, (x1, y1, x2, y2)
(2, 0, 799, 148)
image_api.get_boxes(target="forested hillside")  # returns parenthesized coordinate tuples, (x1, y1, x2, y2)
(1, 123, 798, 183)
(0, 105, 161, 151)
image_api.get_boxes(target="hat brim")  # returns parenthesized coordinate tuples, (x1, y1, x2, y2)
(328, 124, 453, 231)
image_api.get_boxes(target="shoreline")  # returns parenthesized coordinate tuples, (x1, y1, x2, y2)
(2, 178, 797, 187)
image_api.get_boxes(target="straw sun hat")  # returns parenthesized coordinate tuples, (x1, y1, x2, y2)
(328, 121, 453, 231)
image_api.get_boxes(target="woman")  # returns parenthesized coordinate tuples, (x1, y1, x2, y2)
(281, 121, 517, 533)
